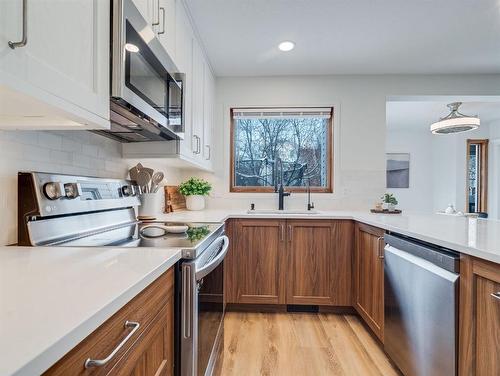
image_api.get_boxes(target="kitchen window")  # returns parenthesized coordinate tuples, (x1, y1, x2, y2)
(230, 107, 333, 193)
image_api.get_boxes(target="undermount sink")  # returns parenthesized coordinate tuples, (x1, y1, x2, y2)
(246, 209, 320, 215)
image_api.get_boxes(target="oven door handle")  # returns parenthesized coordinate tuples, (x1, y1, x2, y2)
(195, 235, 229, 280)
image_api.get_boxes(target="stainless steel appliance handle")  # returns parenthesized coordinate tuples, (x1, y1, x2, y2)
(8, 0, 28, 49)
(195, 235, 229, 280)
(182, 265, 192, 338)
(158, 7, 166, 35)
(491, 292, 500, 301)
(84, 321, 140, 368)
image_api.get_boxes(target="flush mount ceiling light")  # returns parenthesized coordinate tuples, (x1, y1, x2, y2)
(125, 43, 139, 53)
(278, 41, 295, 52)
(430, 102, 480, 134)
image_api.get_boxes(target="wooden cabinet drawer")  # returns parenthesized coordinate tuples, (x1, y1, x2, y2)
(44, 268, 174, 375)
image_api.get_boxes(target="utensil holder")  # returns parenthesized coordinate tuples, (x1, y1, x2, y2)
(138, 192, 164, 218)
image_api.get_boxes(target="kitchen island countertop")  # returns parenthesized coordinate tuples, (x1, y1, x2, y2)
(0, 245, 182, 376)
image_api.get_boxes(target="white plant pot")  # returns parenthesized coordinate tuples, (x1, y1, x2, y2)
(185, 195, 205, 211)
(383, 203, 396, 211)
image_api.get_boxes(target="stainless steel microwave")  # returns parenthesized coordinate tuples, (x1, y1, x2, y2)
(104, 0, 184, 142)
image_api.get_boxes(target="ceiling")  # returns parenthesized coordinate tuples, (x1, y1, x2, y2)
(386, 100, 500, 131)
(185, 0, 500, 76)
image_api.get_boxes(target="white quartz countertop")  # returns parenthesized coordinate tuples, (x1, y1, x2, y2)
(3, 209, 500, 376)
(158, 209, 500, 264)
(0, 246, 182, 376)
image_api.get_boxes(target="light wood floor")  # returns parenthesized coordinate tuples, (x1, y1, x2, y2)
(213, 312, 400, 376)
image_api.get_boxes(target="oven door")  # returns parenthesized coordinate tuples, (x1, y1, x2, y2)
(181, 235, 229, 376)
(111, 0, 183, 136)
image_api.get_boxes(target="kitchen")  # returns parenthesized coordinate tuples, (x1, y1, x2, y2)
(1, 1, 499, 376)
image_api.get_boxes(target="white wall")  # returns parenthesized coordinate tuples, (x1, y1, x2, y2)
(387, 120, 496, 214)
(199, 74, 500, 211)
(386, 130, 433, 213)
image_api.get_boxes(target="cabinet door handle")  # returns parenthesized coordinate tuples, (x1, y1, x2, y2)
(288, 225, 292, 242)
(152, 0, 160, 26)
(158, 7, 166, 35)
(205, 145, 211, 160)
(280, 224, 284, 242)
(84, 321, 140, 368)
(8, 0, 28, 49)
(377, 236, 384, 259)
(193, 135, 200, 154)
(491, 292, 500, 301)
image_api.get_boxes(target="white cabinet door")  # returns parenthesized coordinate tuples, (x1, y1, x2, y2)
(191, 38, 205, 160)
(0, 0, 26, 78)
(132, 0, 154, 24)
(156, 0, 176, 59)
(0, 0, 109, 128)
(175, 2, 194, 158)
(203, 65, 215, 166)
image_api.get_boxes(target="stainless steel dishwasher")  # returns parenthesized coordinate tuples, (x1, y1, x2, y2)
(384, 233, 460, 376)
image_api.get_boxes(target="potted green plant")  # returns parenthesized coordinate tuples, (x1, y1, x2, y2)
(381, 193, 398, 211)
(179, 177, 212, 210)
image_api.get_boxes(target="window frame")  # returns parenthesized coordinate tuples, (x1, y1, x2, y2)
(466, 139, 488, 213)
(229, 107, 334, 193)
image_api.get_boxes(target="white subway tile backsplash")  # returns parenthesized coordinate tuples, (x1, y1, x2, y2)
(38, 132, 63, 149)
(0, 130, 129, 246)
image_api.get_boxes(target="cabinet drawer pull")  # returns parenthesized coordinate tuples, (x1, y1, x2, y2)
(158, 7, 166, 35)
(84, 321, 140, 368)
(491, 292, 500, 301)
(8, 0, 28, 49)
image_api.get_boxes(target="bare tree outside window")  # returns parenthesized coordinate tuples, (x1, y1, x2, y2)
(230, 108, 333, 192)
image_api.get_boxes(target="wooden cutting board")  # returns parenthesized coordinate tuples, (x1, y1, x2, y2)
(164, 186, 186, 213)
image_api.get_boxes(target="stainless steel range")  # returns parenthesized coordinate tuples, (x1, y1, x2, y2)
(18, 172, 227, 376)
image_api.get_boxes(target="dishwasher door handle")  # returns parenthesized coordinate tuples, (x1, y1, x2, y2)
(491, 292, 500, 301)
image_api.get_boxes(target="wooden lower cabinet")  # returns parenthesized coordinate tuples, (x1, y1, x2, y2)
(44, 268, 174, 376)
(353, 222, 385, 341)
(225, 219, 353, 307)
(227, 219, 286, 304)
(459, 255, 500, 376)
(287, 220, 353, 306)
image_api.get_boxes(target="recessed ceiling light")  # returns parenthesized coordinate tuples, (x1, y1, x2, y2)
(278, 41, 295, 52)
(125, 43, 139, 53)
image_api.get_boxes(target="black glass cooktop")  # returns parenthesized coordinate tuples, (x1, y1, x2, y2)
(52, 221, 224, 259)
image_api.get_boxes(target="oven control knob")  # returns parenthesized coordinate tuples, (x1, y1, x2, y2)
(122, 185, 133, 196)
(43, 182, 64, 200)
(64, 183, 81, 199)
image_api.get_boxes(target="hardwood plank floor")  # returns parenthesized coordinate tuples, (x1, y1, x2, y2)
(213, 312, 400, 376)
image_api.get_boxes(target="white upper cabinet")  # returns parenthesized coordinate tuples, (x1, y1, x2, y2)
(0, 0, 109, 129)
(203, 66, 215, 167)
(191, 37, 205, 161)
(156, 0, 176, 59)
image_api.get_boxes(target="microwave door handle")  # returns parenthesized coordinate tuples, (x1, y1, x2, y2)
(195, 236, 229, 280)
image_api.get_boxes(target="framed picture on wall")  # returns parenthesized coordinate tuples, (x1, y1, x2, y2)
(386, 153, 410, 188)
